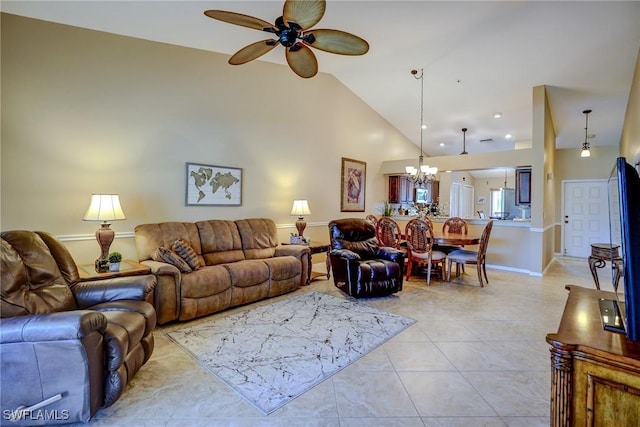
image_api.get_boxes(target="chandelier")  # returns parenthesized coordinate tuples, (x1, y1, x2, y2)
(405, 68, 437, 185)
(580, 109, 592, 158)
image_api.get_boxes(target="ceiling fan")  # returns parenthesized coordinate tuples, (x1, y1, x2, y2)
(204, 0, 369, 78)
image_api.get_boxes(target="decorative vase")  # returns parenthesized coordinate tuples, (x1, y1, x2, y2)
(109, 262, 120, 272)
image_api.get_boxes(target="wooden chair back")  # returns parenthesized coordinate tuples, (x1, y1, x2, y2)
(404, 218, 434, 255)
(376, 217, 402, 248)
(442, 217, 468, 234)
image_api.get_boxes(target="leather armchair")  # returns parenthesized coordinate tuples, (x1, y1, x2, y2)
(328, 218, 404, 298)
(1, 230, 157, 425)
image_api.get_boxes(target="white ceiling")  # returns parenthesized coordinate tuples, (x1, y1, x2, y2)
(3, 0, 639, 157)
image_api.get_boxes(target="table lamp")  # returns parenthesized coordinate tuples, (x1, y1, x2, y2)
(290, 200, 311, 238)
(83, 194, 126, 267)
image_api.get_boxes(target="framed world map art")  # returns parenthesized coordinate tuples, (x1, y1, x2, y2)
(185, 162, 242, 206)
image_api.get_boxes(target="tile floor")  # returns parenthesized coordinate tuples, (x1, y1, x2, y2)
(76, 257, 613, 426)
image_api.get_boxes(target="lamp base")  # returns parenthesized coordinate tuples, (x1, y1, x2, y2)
(95, 222, 115, 260)
(295, 217, 307, 238)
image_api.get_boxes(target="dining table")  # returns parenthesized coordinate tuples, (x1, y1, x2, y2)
(431, 231, 481, 246)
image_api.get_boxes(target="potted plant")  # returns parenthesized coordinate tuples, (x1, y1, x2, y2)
(108, 252, 122, 272)
(381, 201, 394, 217)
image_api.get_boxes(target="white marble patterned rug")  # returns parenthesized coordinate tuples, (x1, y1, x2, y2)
(166, 291, 415, 414)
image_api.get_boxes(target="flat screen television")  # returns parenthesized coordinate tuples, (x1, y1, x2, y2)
(603, 157, 640, 341)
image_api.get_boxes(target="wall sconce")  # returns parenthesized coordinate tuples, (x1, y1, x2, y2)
(290, 200, 311, 237)
(83, 194, 126, 268)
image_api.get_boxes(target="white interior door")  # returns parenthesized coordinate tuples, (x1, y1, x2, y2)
(462, 184, 475, 218)
(562, 180, 609, 258)
(450, 183, 461, 217)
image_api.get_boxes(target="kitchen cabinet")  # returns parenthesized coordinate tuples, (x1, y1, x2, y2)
(515, 167, 531, 205)
(388, 175, 415, 203)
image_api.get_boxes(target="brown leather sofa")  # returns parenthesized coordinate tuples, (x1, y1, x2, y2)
(1, 230, 157, 425)
(134, 218, 310, 324)
(328, 218, 405, 298)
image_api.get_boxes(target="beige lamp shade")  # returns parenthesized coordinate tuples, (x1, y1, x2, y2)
(83, 194, 126, 261)
(290, 200, 311, 237)
(83, 194, 126, 222)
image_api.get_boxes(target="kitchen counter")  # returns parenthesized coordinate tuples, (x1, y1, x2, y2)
(390, 216, 531, 227)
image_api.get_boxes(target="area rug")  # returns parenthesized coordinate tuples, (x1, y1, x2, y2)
(165, 291, 415, 414)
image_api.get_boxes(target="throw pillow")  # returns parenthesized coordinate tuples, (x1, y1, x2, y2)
(172, 239, 201, 270)
(151, 247, 192, 273)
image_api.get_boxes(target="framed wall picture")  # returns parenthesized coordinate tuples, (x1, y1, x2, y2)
(185, 162, 242, 206)
(340, 157, 366, 212)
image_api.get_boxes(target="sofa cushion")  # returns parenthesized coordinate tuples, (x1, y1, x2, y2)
(262, 256, 301, 281)
(235, 218, 278, 260)
(223, 260, 270, 288)
(134, 222, 204, 266)
(151, 247, 192, 273)
(172, 239, 202, 270)
(180, 266, 231, 299)
(196, 220, 245, 265)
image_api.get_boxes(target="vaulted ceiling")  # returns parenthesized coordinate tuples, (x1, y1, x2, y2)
(3, 1, 639, 157)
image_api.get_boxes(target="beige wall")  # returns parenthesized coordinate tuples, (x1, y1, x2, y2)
(620, 47, 640, 165)
(0, 14, 418, 264)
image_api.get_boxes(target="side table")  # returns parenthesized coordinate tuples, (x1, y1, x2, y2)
(78, 259, 151, 281)
(284, 241, 331, 284)
(308, 242, 331, 283)
(588, 243, 623, 291)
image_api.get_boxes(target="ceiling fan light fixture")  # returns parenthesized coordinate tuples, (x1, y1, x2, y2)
(580, 109, 592, 158)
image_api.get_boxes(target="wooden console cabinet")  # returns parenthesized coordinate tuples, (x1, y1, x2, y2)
(546, 285, 640, 426)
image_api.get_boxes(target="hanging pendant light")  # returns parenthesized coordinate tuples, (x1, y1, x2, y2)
(460, 127, 468, 155)
(405, 68, 437, 186)
(580, 109, 592, 158)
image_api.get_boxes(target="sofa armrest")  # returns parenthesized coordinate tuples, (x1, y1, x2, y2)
(330, 248, 362, 260)
(72, 275, 157, 309)
(275, 244, 310, 259)
(91, 300, 157, 336)
(376, 247, 405, 265)
(0, 311, 106, 344)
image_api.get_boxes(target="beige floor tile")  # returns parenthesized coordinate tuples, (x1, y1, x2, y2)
(70, 257, 599, 425)
(399, 371, 497, 417)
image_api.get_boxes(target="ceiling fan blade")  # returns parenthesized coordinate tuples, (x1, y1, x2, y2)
(204, 10, 275, 31)
(306, 29, 369, 55)
(229, 40, 278, 65)
(283, 0, 326, 30)
(285, 43, 318, 78)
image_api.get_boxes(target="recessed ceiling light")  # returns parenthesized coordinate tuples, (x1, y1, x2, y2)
(505, 133, 512, 139)
(422, 124, 428, 129)
(439, 143, 445, 147)
(493, 112, 502, 118)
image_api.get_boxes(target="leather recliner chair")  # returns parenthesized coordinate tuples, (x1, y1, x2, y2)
(328, 218, 405, 298)
(1, 230, 157, 425)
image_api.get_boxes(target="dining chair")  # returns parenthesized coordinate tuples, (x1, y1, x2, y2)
(437, 217, 469, 255)
(446, 220, 494, 286)
(376, 217, 402, 248)
(376, 216, 407, 259)
(365, 214, 378, 228)
(404, 218, 447, 285)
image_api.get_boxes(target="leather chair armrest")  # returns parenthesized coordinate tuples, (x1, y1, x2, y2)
(0, 311, 106, 343)
(330, 248, 362, 260)
(275, 244, 310, 258)
(376, 247, 405, 265)
(73, 275, 157, 309)
(91, 300, 157, 333)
